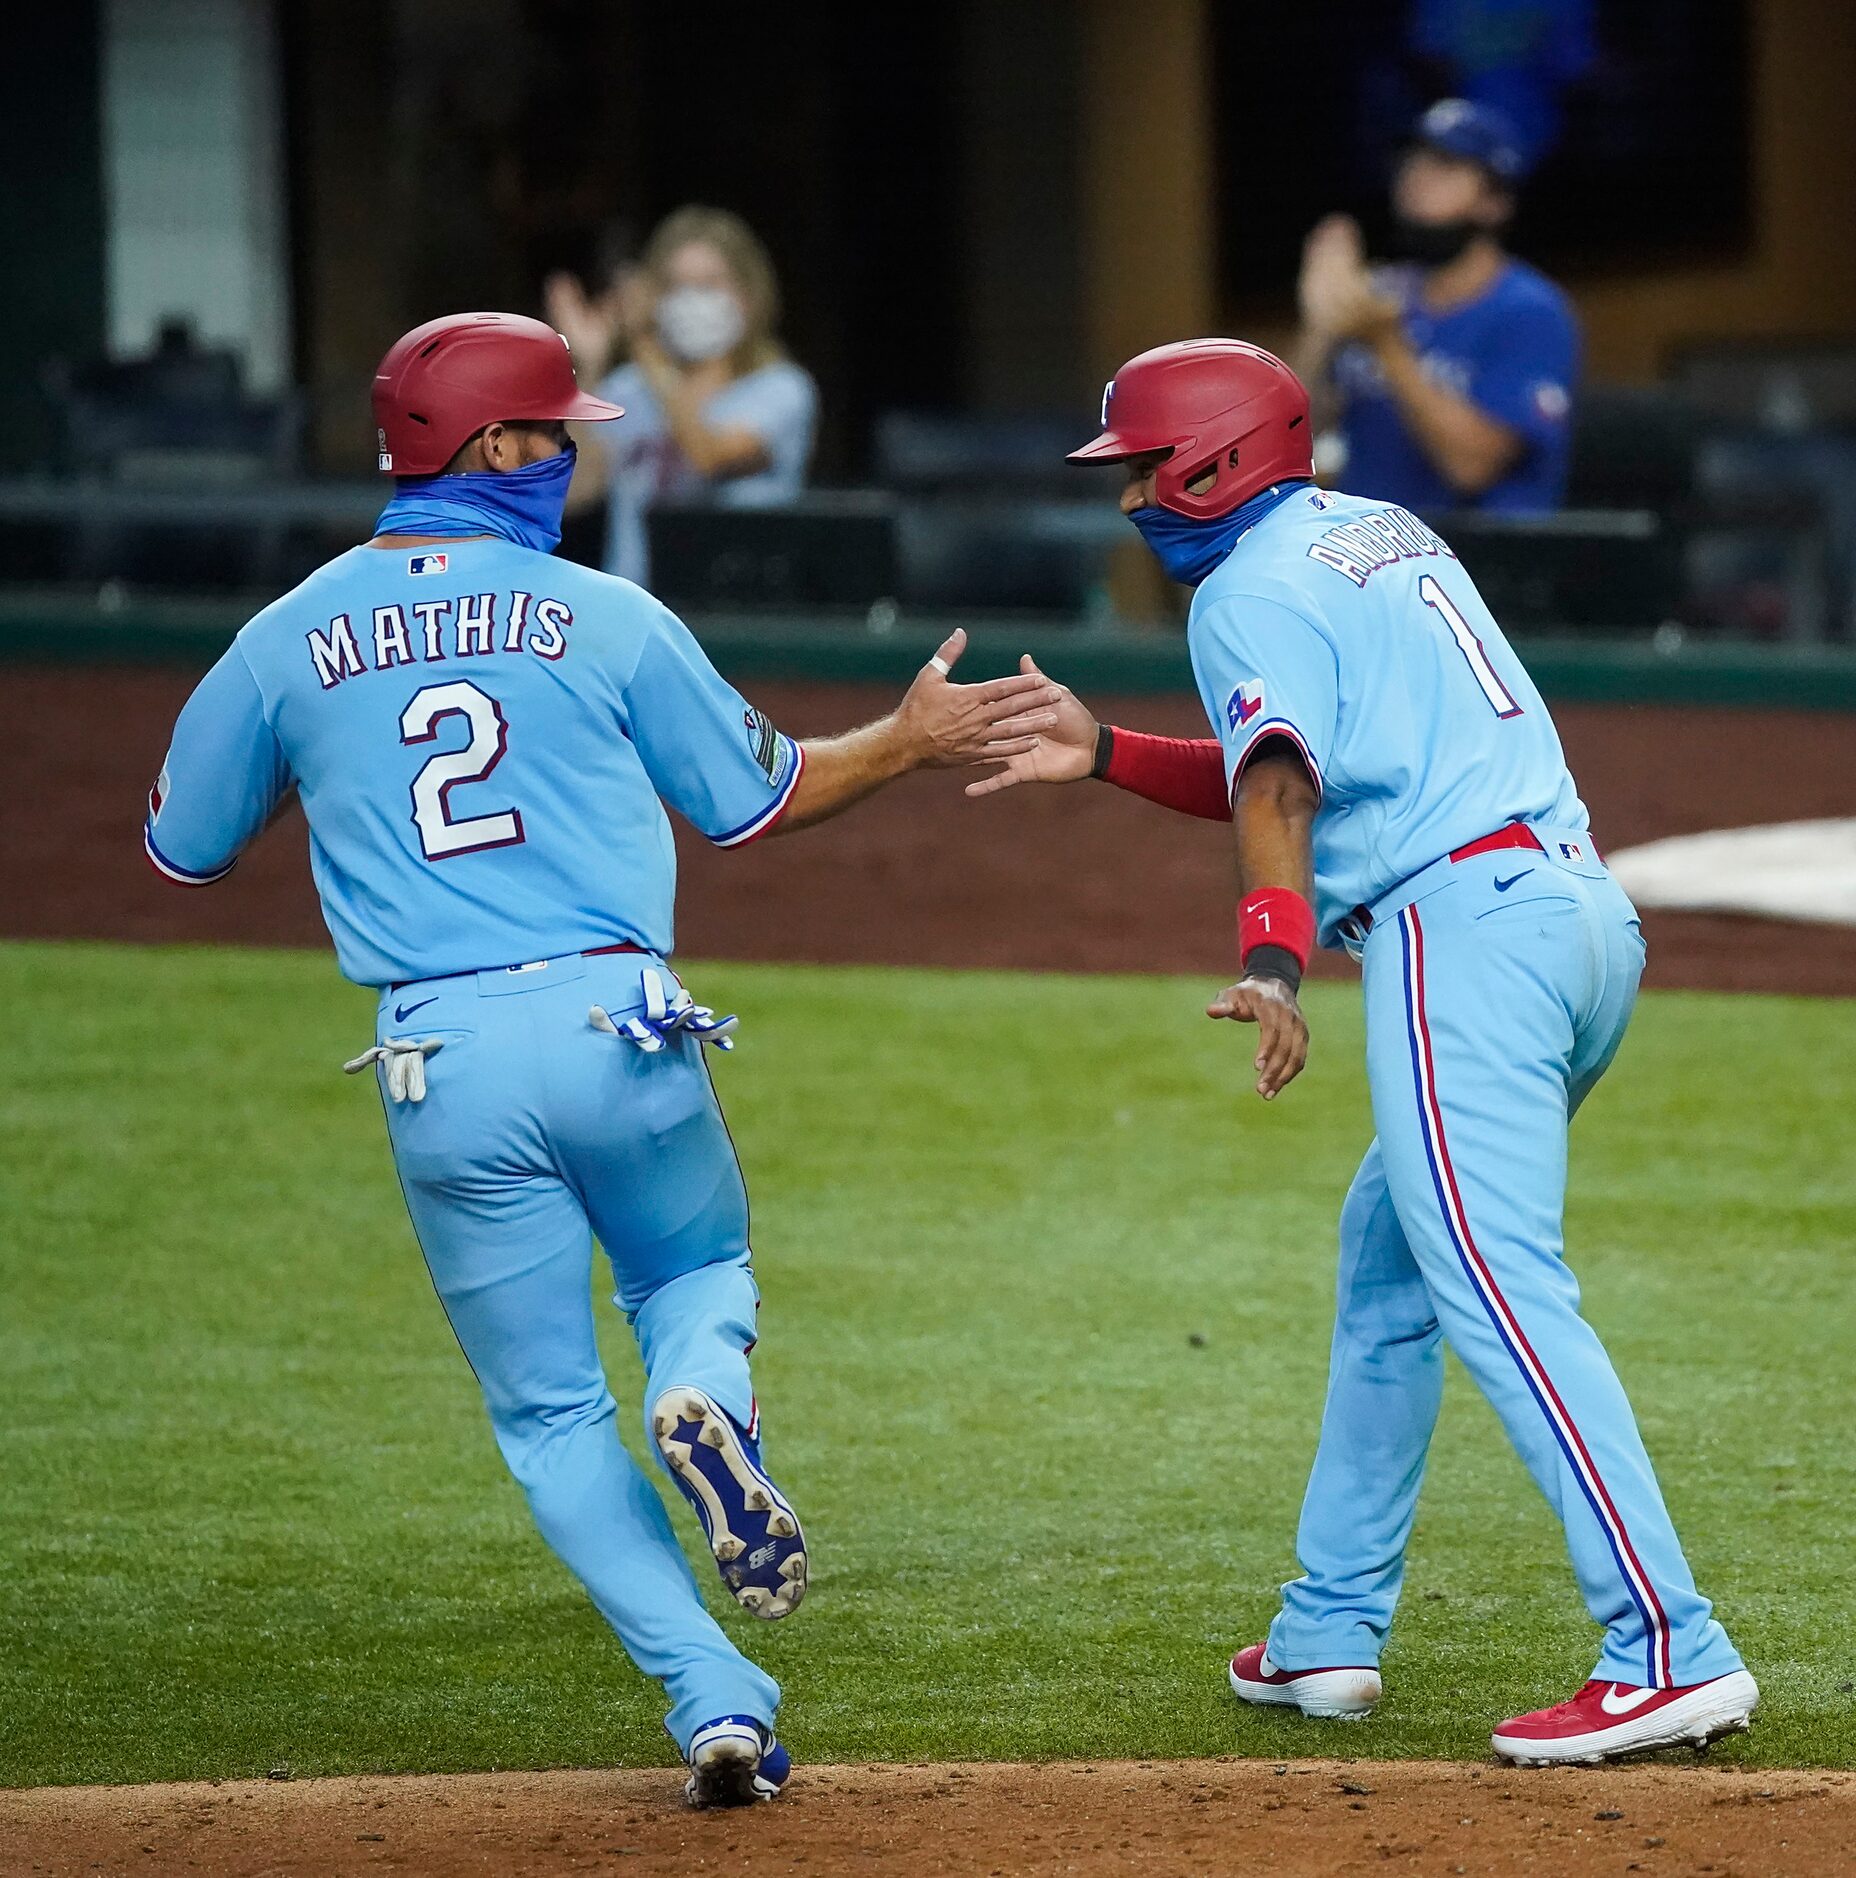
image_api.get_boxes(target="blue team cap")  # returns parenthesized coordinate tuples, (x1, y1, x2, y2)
(1409, 98, 1526, 185)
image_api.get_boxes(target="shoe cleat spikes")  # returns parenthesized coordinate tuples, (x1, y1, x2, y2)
(652, 1386, 808, 1620)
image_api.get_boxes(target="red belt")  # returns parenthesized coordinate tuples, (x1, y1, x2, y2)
(1346, 823, 1544, 937)
(391, 941, 646, 993)
(1445, 823, 1544, 865)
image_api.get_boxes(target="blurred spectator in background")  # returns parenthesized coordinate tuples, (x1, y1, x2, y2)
(1295, 99, 1578, 515)
(553, 205, 817, 585)
(545, 220, 653, 384)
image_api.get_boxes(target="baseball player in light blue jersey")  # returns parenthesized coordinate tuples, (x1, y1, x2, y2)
(144, 312, 1059, 1807)
(971, 339, 1758, 1766)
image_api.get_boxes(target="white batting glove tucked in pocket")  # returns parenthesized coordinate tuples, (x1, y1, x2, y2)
(589, 966, 738, 1054)
(343, 1036, 444, 1102)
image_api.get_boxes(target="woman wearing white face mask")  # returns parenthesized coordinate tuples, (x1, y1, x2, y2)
(562, 205, 819, 586)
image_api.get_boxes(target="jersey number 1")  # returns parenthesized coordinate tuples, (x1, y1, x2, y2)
(1418, 574, 1522, 719)
(401, 681, 525, 860)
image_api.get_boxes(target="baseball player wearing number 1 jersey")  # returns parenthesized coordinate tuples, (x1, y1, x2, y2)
(144, 312, 1058, 1807)
(972, 339, 1757, 1767)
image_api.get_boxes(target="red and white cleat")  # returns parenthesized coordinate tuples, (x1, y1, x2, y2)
(1228, 1642, 1382, 1720)
(1491, 1670, 1759, 1767)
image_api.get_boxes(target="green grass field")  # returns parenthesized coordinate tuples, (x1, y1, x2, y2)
(3, 939, 1852, 1787)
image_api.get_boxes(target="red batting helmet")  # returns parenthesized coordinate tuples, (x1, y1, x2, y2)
(1067, 339, 1312, 520)
(371, 312, 624, 476)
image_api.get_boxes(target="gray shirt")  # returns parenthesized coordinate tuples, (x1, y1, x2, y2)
(596, 359, 818, 585)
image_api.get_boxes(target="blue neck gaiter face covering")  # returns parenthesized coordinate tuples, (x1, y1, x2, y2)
(373, 447, 578, 554)
(1129, 479, 1308, 586)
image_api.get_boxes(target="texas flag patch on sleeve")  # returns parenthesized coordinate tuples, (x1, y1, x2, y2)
(1227, 681, 1265, 735)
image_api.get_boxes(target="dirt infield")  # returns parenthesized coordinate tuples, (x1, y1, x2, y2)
(4, 1758, 1849, 1877)
(5, 664, 1854, 994)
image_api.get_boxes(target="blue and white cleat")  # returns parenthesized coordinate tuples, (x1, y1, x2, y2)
(651, 1387, 808, 1619)
(684, 1715, 792, 1808)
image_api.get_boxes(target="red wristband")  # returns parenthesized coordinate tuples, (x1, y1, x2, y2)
(1239, 888, 1316, 972)
(1099, 728, 1232, 821)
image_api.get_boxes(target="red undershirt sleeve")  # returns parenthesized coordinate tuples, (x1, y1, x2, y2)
(1095, 726, 1233, 822)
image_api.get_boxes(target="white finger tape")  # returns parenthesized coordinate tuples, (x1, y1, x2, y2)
(928, 655, 951, 676)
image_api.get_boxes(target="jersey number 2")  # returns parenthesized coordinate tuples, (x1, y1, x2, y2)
(400, 681, 525, 860)
(1418, 574, 1522, 719)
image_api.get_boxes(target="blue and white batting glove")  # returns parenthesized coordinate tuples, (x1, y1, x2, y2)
(343, 1035, 444, 1102)
(589, 966, 738, 1053)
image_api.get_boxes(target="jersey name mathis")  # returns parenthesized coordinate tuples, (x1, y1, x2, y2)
(1306, 505, 1458, 589)
(306, 590, 572, 690)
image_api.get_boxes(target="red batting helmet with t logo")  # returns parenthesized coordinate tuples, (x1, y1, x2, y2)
(371, 312, 624, 477)
(1067, 339, 1312, 520)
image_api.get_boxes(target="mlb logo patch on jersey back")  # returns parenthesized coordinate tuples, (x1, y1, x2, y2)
(408, 552, 449, 576)
(1227, 681, 1265, 734)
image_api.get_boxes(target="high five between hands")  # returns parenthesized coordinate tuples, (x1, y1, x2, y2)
(895, 629, 1061, 771)
(964, 654, 1311, 1103)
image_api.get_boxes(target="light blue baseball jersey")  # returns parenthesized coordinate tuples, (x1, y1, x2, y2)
(145, 540, 802, 986)
(1188, 484, 1587, 946)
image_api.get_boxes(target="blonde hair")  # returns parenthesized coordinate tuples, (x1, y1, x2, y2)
(644, 205, 787, 376)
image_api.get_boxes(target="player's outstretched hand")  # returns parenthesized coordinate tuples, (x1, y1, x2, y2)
(964, 656, 1099, 797)
(1207, 975, 1309, 1101)
(895, 629, 1061, 769)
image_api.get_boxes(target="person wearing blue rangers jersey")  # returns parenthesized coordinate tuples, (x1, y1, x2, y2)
(144, 311, 1059, 1809)
(1294, 99, 1579, 515)
(969, 339, 1757, 1767)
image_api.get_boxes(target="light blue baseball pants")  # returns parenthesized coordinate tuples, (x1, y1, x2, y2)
(1267, 834, 1744, 1690)
(372, 949, 778, 1752)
